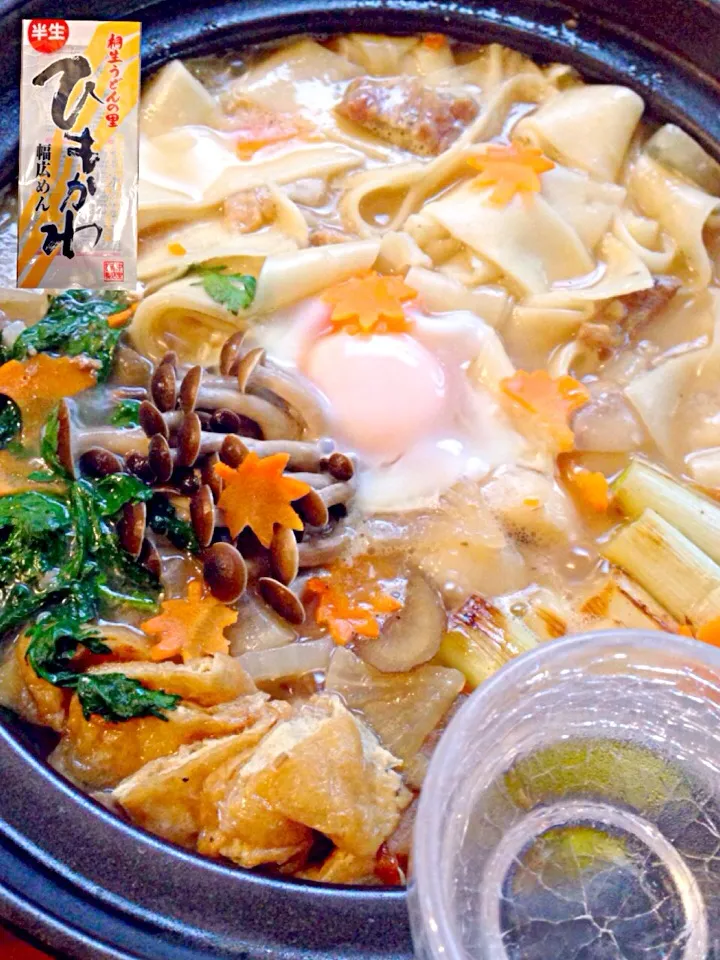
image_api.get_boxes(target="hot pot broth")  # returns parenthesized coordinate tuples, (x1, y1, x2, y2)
(0, 33, 719, 885)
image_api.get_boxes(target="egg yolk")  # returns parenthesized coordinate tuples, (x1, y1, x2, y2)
(304, 332, 446, 461)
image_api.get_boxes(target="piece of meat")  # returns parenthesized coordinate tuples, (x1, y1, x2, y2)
(223, 186, 275, 233)
(309, 226, 353, 246)
(617, 275, 682, 336)
(336, 76, 478, 156)
(579, 276, 682, 358)
(577, 321, 620, 355)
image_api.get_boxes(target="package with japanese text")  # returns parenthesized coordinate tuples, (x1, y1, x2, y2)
(17, 19, 140, 289)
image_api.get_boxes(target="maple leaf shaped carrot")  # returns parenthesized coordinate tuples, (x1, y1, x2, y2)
(214, 451, 311, 547)
(468, 142, 555, 205)
(0, 354, 97, 439)
(501, 369, 590, 453)
(304, 559, 403, 646)
(142, 580, 238, 662)
(322, 270, 417, 335)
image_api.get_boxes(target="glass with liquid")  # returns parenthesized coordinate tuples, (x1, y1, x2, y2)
(409, 630, 720, 960)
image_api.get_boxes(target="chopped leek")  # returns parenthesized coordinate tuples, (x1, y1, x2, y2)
(580, 572, 677, 632)
(601, 508, 720, 625)
(613, 459, 720, 565)
(436, 594, 539, 689)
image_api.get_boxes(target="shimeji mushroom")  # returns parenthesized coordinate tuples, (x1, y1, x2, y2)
(55, 399, 149, 478)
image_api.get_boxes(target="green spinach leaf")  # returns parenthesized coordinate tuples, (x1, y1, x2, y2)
(147, 493, 199, 552)
(75, 673, 181, 722)
(0, 396, 21, 450)
(6, 291, 131, 382)
(110, 399, 141, 428)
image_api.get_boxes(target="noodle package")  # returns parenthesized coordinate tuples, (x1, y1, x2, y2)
(17, 18, 140, 289)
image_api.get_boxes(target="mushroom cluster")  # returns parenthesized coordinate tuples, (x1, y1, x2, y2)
(53, 332, 357, 623)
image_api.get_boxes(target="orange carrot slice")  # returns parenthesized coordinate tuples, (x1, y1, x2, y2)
(142, 580, 237, 662)
(468, 142, 555, 205)
(322, 270, 417, 335)
(214, 451, 311, 547)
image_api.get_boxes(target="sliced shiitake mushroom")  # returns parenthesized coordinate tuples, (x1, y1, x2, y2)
(353, 570, 445, 673)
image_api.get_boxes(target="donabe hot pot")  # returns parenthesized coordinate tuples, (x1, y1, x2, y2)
(0, 1, 718, 958)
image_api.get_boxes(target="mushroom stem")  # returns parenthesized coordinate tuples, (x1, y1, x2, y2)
(220, 434, 331, 472)
(288, 472, 334, 490)
(192, 386, 300, 440)
(77, 427, 149, 457)
(297, 531, 350, 567)
(202, 370, 328, 438)
(320, 482, 355, 509)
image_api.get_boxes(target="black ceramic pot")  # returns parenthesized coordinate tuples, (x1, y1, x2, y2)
(0, 2, 718, 958)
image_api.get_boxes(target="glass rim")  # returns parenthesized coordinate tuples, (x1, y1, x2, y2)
(412, 627, 720, 960)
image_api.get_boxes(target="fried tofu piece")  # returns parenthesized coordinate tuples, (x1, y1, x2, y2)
(198, 696, 410, 869)
(50, 692, 274, 789)
(86, 654, 256, 708)
(299, 849, 378, 884)
(112, 704, 288, 848)
(0, 635, 69, 732)
(198, 747, 315, 868)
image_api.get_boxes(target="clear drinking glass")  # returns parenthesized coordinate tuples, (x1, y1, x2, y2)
(409, 630, 720, 960)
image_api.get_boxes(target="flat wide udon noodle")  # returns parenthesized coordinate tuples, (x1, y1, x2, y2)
(130, 239, 380, 363)
(612, 208, 678, 273)
(625, 292, 720, 458)
(139, 137, 364, 230)
(0, 288, 48, 323)
(515, 84, 644, 182)
(424, 42, 544, 92)
(527, 234, 653, 309)
(338, 72, 552, 237)
(422, 179, 594, 295)
(628, 152, 720, 290)
(540, 165, 626, 250)
(141, 60, 222, 137)
(138, 186, 309, 291)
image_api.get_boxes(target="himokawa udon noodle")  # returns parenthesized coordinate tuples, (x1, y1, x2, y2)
(1, 33, 720, 885)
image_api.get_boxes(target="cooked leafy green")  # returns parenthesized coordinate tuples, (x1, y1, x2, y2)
(90, 474, 153, 517)
(75, 673, 181, 722)
(3, 291, 131, 382)
(147, 493, 199, 552)
(0, 431, 174, 721)
(0, 396, 21, 450)
(39, 405, 68, 479)
(190, 264, 256, 315)
(110, 399, 141, 428)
